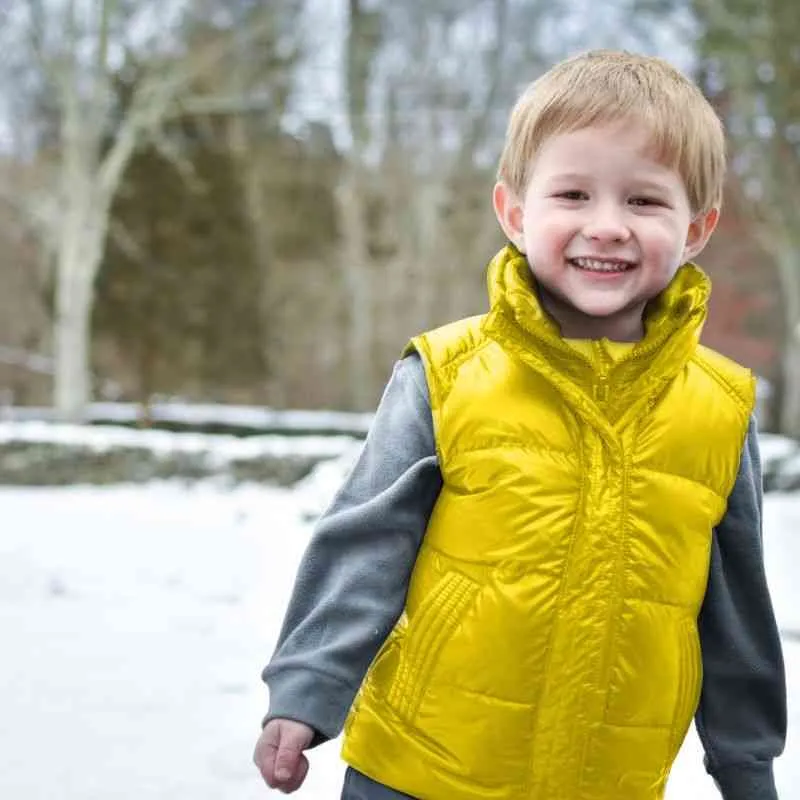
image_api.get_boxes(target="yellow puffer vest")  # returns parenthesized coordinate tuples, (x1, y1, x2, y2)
(342, 246, 755, 800)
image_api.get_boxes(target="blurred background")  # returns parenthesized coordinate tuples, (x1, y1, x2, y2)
(0, 2, 797, 799)
(0, 0, 795, 429)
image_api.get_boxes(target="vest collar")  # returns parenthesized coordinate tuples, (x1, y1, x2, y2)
(482, 244, 710, 428)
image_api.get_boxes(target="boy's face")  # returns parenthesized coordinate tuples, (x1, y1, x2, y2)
(493, 120, 719, 340)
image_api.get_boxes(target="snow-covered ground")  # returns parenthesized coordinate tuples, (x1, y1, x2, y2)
(0, 456, 796, 798)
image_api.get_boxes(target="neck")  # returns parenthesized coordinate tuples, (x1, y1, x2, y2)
(538, 287, 645, 342)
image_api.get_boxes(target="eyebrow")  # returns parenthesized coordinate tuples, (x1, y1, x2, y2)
(544, 174, 673, 193)
(628, 180, 673, 195)
(544, 173, 591, 184)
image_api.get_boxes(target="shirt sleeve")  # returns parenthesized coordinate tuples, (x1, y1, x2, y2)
(262, 354, 441, 741)
(695, 415, 787, 800)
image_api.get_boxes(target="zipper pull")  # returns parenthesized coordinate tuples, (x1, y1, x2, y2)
(594, 377, 609, 402)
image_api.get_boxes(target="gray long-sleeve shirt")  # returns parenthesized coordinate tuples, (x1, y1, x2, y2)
(264, 354, 786, 800)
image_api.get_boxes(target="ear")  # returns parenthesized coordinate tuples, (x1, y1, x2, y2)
(683, 207, 719, 262)
(493, 181, 526, 252)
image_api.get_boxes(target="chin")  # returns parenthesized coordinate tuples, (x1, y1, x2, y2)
(575, 303, 632, 319)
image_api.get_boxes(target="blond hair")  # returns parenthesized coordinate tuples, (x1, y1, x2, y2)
(497, 50, 726, 213)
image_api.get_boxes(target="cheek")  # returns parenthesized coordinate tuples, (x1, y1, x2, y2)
(637, 228, 683, 289)
(649, 246, 686, 287)
(640, 223, 686, 263)
(525, 214, 574, 255)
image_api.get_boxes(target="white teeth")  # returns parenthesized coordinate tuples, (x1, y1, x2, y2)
(571, 257, 633, 273)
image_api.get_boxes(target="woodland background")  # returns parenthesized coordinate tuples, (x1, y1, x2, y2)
(0, 0, 798, 432)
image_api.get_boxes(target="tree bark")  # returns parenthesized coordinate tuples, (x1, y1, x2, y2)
(339, 0, 382, 409)
(54, 202, 108, 420)
(226, 114, 278, 405)
(336, 162, 374, 410)
(773, 241, 800, 436)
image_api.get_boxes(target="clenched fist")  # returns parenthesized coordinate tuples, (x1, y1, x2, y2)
(253, 718, 315, 793)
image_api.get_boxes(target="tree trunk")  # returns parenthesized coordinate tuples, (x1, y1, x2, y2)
(54, 269, 93, 421)
(778, 335, 800, 437)
(336, 162, 374, 410)
(53, 203, 107, 421)
(226, 115, 278, 405)
(770, 240, 800, 436)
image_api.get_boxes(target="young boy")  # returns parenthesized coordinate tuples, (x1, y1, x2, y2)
(253, 50, 787, 799)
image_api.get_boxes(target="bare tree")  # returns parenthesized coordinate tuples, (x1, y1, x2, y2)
(332, 0, 545, 408)
(334, 0, 384, 409)
(223, 2, 305, 407)
(692, 0, 800, 434)
(326, 0, 683, 407)
(1, 0, 290, 419)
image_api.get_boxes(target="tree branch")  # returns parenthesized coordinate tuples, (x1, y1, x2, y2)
(150, 131, 205, 194)
(456, 0, 510, 169)
(96, 10, 278, 203)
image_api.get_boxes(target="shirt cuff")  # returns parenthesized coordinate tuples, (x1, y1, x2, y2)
(712, 762, 778, 800)
(263, 667, 357, 744)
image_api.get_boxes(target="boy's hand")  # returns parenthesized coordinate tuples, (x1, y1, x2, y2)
(254, 718, 315, 793)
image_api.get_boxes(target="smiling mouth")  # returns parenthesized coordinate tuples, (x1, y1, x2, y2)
(569, 257, 637, 273)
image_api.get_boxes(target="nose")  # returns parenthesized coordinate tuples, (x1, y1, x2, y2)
(582, 202, 630, 243)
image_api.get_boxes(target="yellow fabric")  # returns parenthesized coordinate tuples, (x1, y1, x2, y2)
(566, 338, 636, 362)
(342, 245, 755, 800)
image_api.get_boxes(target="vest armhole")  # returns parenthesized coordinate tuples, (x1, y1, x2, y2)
(691, 348, 756, 417)
(405, 335, 446, 467)
(404, 317, 488, 468)
(692, 348, 756, 502)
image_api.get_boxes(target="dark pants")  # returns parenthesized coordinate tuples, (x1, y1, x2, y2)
(341, 767, 417, 799)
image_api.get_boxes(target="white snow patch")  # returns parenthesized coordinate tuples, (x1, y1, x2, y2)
(0, 459, 796, 798)
(0, 420, 361, 461)
(760, 433, 799, 465)
(1, 402, 372, 437)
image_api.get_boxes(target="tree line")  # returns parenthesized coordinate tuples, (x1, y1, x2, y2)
(0, 0, 798, 434)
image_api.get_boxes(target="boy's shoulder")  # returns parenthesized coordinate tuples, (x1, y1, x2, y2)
(691, 343, 755, 410)
(403, 314, 488, 365)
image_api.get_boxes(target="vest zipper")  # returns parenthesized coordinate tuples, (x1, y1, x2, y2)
(592, 341, 611, 403)
(593, 373, 609, 402)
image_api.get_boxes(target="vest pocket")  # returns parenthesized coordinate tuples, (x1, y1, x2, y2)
(604, 600, 699, 729)
(387, 570, 480, 723)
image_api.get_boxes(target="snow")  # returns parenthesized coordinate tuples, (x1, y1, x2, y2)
(0, 447, 796, 798)
(760, 433, 799, 465)
(0, 420, 362, 462)
(1, 403, 373, 438)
